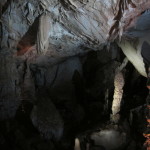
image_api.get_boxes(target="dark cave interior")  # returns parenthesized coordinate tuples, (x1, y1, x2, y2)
(1, 0, 150, 150)
(0, 48, 148, 150)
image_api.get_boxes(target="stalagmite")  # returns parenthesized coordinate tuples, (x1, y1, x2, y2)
(111, 71, 124, 123)
(111, 58, 127, 123)
(74, 138, 81, 150)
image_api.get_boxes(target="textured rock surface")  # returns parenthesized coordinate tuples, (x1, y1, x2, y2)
(31, 93, 64, 140)
(1, 0, 39, 49)
(0, 49, 20, 119)
(1, 0, 150, 56)
(0, 0, 150, 149)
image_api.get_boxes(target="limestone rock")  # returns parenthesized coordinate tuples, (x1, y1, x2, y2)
(31, 94, 64, 140)
(0, 49, 20, 120)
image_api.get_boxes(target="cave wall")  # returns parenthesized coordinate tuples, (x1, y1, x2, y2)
(0, 0, 150, 150)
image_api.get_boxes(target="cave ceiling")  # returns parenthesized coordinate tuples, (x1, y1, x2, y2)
(1, 0, 150, 59)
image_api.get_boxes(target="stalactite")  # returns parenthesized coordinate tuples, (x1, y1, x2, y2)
(37, 13, 51, 54)
(118, 40, 147, 77)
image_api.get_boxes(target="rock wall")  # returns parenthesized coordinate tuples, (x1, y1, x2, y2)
(0, 0, 150, 149)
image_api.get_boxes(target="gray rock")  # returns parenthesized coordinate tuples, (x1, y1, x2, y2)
(0, 49, 20, 120)
(31, 95, 64, 140)
(48, 56, 83, 101)
(91, 129, 127, 150)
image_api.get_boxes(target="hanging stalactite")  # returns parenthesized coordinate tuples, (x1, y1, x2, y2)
(37, 13, 51, 54)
